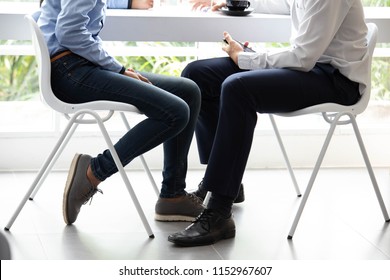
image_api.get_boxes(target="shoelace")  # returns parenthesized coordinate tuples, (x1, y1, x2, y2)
(187, 192, 203, 205)
(193, 209, 213, 232)
(82, 187, 103, 205)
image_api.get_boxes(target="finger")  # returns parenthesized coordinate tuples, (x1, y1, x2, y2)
(192, 3, 202, 10)
(223, 31, 232, 43)
(212, 3, 226, 11)
(222, 45, 229, 53)
(221, 38, 230, 53)
(138, 74, 152, 84)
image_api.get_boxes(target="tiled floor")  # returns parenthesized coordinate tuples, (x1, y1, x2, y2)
(0, 167, 390, 260)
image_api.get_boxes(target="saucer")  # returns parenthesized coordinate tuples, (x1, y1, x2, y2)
(220, 7, 254, 16)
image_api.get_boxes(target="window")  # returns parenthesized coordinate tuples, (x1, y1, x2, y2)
(1, 0, 390, 170)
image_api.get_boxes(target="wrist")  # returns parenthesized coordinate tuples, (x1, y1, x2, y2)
(119, 66, 126, 74)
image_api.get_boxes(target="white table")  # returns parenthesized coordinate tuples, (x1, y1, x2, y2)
(1, 2, 389, 43)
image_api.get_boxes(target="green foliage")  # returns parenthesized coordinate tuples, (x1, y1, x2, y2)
(371, 57, 390, 100)
(362, 0, 390, 6)
(143, 55, 191, 76)
(0, 55, 38, 101)
(115, 41, 196, 76)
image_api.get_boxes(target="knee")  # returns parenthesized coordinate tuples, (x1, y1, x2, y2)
(221, 75, 244, 102)
(181, 60, 205, 83)
(171, 99, 190, 131)
(221, 75, 253, 110)
(181, 78, 201, 110)
(181, 61, 197, 79)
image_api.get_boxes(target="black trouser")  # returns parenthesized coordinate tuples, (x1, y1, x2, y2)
(182, 57, 360, 199)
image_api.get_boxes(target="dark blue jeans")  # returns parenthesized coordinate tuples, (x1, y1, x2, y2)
(51, 53, 201, 198)
(182, 57, 360, 199)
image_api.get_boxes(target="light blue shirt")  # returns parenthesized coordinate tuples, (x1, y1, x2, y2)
(37, 0, 130, 73)
(107, 0, 131, 9)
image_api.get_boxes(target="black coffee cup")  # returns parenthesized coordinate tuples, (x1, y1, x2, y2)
(226, 0, 250, 11)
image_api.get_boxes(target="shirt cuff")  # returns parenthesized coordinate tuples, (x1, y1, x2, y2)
(107, 0, 132, 9)
(238, 52, 265, 70)
(119, 66, 126, 74)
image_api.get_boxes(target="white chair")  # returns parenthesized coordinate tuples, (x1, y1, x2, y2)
(269, 23, 390, 239)
(4, 14, 159, 238)
(269, 114, 302, 197)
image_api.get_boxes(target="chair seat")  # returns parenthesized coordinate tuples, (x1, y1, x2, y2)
(56, 99, 142, 115)
(274, 102, 361, 118)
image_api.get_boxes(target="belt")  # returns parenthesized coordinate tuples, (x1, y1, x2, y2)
(50, 50, 72, 62)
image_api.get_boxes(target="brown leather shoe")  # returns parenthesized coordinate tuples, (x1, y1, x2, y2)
(63, 154, 102, 225)
(155, 193, 205, 222)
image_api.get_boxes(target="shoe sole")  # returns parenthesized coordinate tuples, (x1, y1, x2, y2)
(62, 153, 81, 225)
(168, 229, 236, 247)
(155, 213, 197, 222)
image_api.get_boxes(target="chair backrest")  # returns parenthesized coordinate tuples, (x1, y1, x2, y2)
(275, 22, 378, 118)
(25, 14, 141, 115)
(353, 22, 378, 114)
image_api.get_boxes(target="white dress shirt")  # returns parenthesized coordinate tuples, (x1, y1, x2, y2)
(239, 0, 369, 95)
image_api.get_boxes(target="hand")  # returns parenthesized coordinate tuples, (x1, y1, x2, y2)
(222, 32, 249, 65)
(190, 0, 226, 12)
(131, 0, 154, 10)
(210, 1, 227, 11)
(123, 68, 152, 84)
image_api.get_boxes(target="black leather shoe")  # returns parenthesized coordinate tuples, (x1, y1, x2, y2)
(192, 180, 245, 203)
(168, 209, 235, 247)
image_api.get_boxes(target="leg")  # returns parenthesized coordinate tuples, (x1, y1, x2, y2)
(51, 54, 194, 224)
(182, 57, 245, 164)
(143, 72, 201, 198)
(141, 72, 206, 222)
(182, 58, 246, 202)
(52, 55, 191, 181)
(169, 64, 360, 246)
(204, 65, 360, 197)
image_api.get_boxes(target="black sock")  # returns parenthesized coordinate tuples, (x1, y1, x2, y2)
(208, 193, 234, 218)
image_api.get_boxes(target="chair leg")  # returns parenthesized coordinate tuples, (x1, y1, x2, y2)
(95, 111, 154, 238)
(287, 117, 339, 239)
(269, 115, 302, 197)
(120, 112, 160, 197)
(349, 115, 390, 222)
(4, 117, 78, 231)
(203, 191, 211, 207)
(30, 121, 80, 200)
(288, 113, 390, 239)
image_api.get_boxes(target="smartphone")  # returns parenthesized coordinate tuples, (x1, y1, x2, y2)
(223, 38, 255, 53)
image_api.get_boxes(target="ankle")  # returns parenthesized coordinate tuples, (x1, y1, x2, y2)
(87, 165, 101, 188)
(208, 193, 234, 218)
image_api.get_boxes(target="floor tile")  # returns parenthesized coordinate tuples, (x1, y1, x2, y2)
(1, 168, 389, 260)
